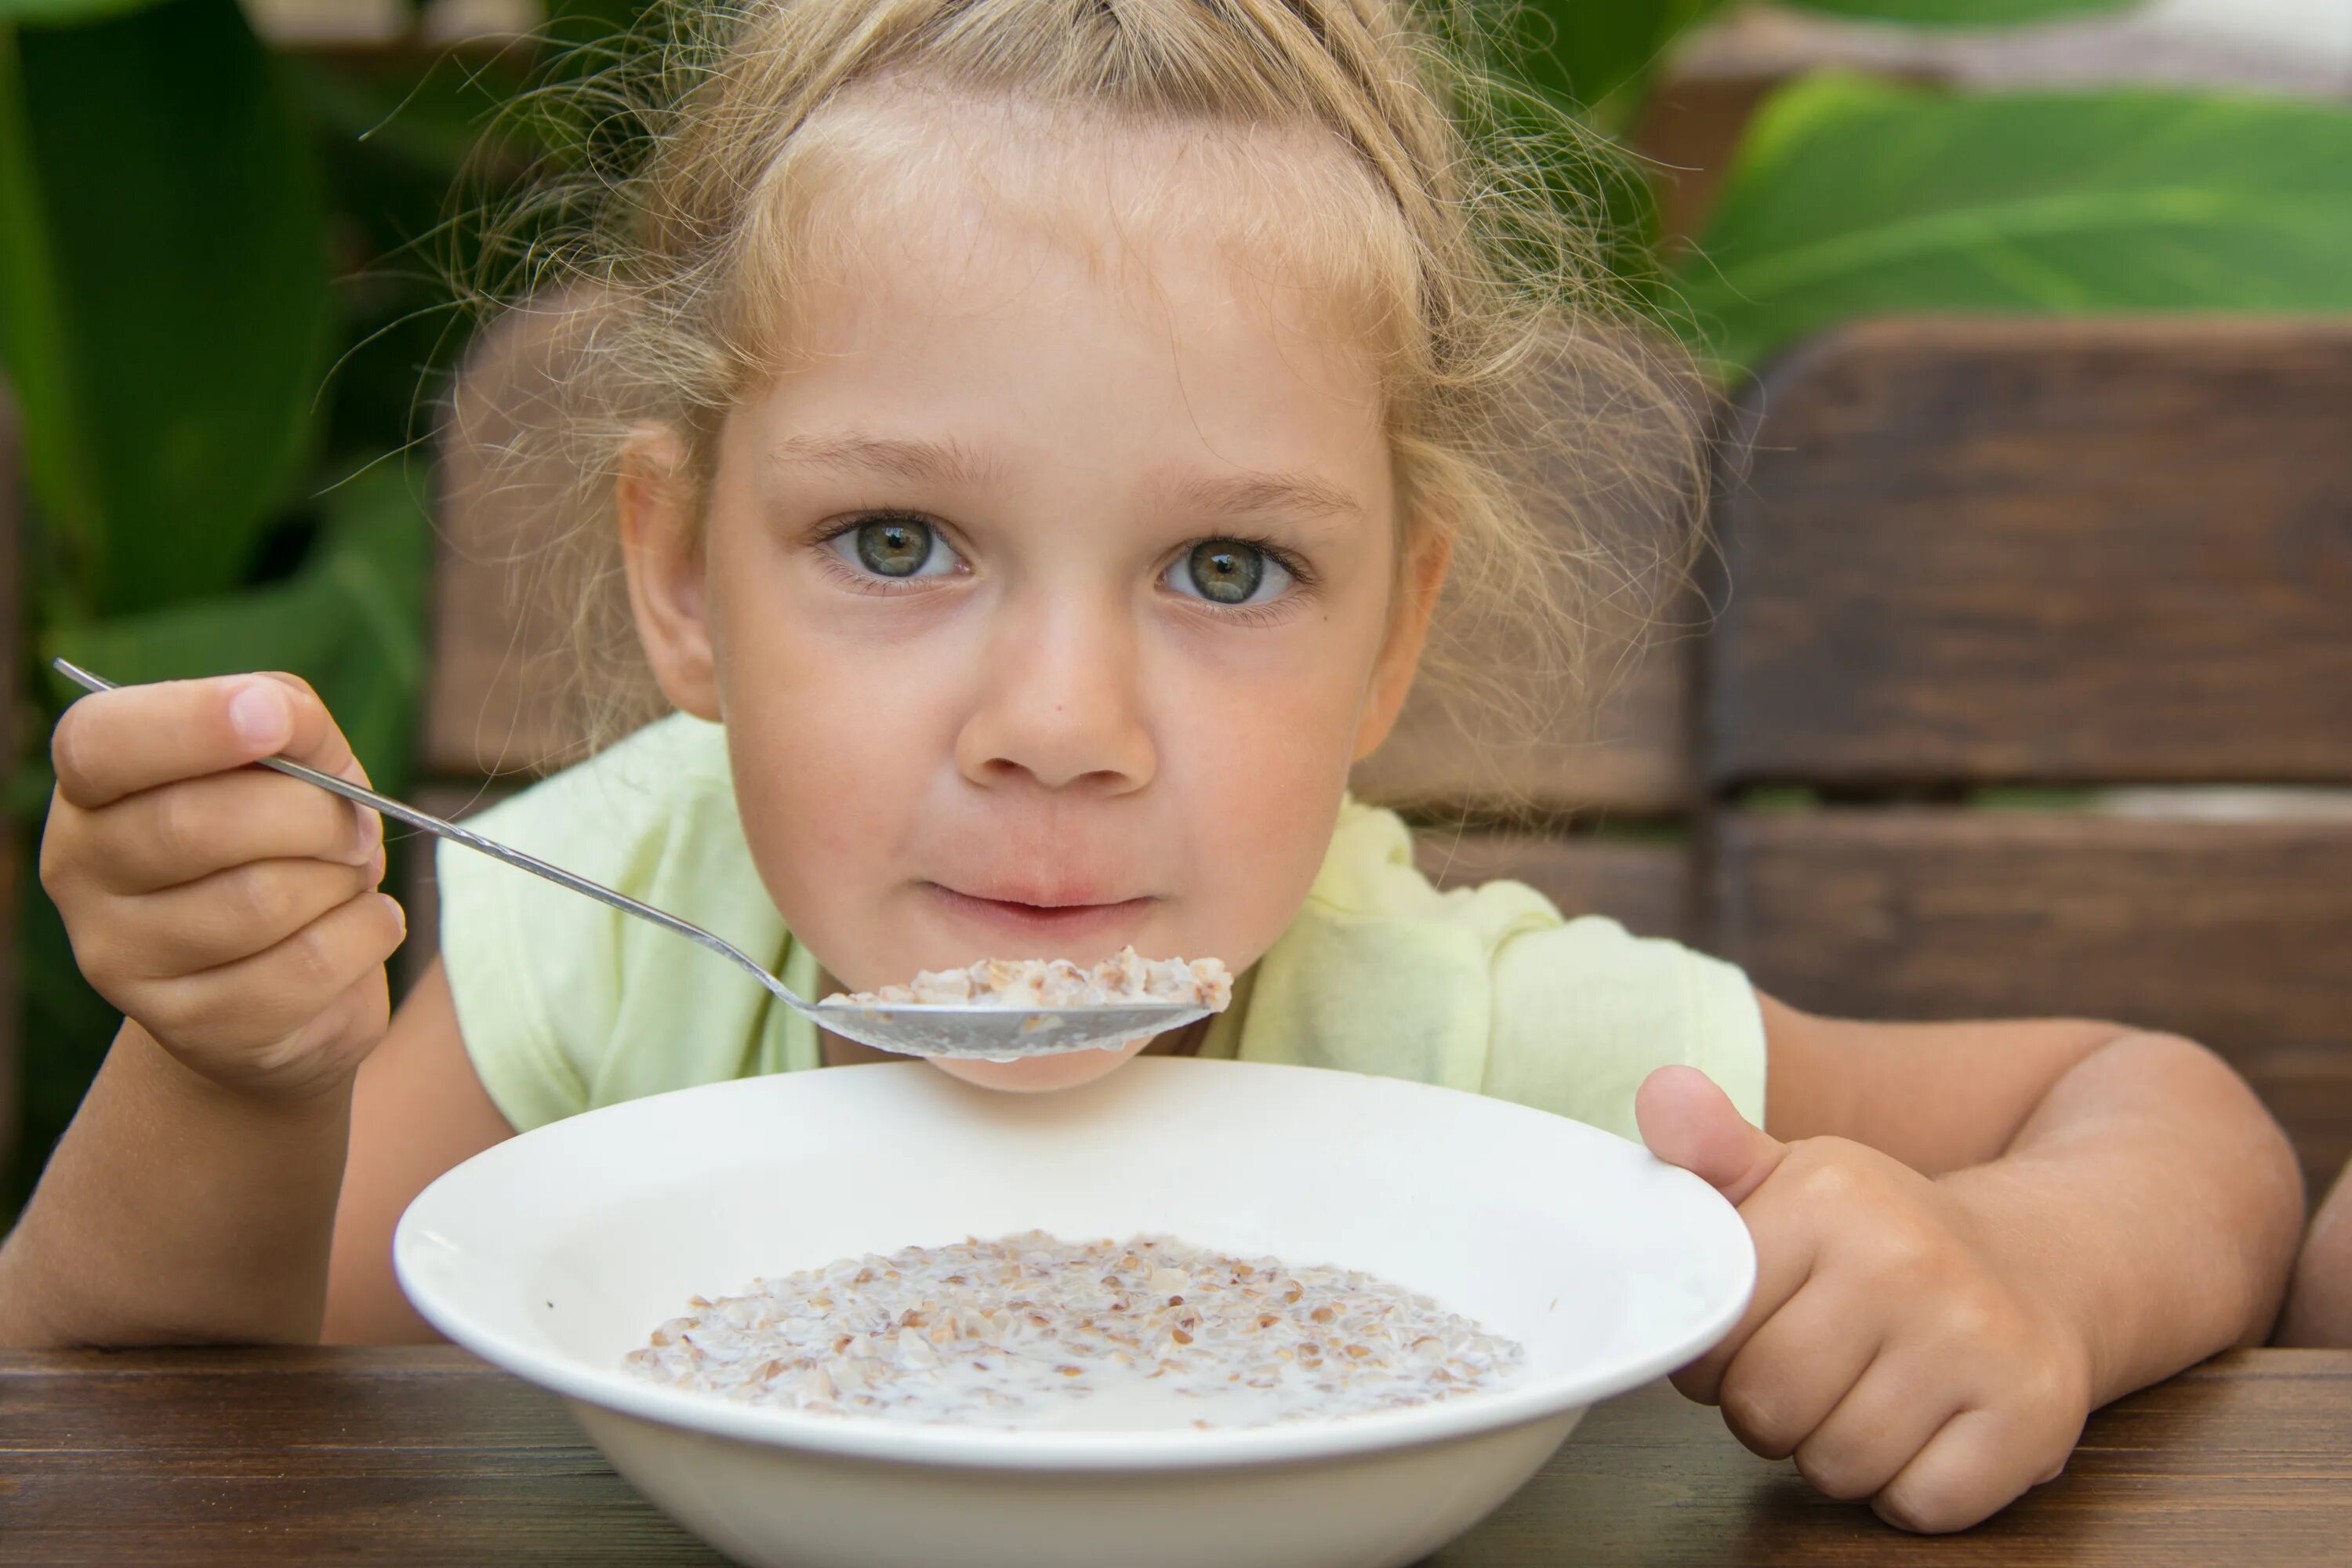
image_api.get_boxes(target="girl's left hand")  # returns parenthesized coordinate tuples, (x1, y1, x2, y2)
(1636, 1065, 2093, 1534)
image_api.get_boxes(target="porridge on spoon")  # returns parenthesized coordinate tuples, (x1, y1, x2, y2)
(823, 946, 1233, 1012)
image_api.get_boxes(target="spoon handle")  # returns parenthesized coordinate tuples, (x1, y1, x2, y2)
(49, 659, 805, 1011)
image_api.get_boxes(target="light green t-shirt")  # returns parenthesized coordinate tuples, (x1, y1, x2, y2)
(439, 713, 1766, 1138)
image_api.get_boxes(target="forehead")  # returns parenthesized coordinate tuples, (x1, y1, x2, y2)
(716, 88, 1407, 507)
(735, 83, 1420, 389)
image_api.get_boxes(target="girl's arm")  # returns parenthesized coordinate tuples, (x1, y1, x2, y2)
(323, 960, 514, 1343)
(0, 1019, 359, 1345)
(0, 674, 406, 1347)
(1639, 995, 2303, 1534)
(1765, 997, 2302, 1385)
(0, 961, 508, 1348)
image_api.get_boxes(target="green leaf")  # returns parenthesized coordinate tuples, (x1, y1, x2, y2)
(1507, 1, 1739, 126)
(1782, 0, 2143, 27)
(1673, 75, 2352, 375)
(45, 457, 432, 792)
(0, 0, 332, 617)
(0, 0, 173, 21)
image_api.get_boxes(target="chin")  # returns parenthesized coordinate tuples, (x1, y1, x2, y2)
(928, 1036, 1151, 1093)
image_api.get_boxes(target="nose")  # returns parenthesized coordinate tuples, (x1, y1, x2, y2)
(955, 590, 1156, 795)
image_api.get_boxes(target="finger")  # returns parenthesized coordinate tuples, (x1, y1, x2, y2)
(1791, 1353, 1969, 1504)
(52, 674, 365, 811)
(234, 673, 383, 851)
(252, 671, 367, 781)
(300, 962, 397, 1082)
(1867, 1408, 2050, 1535)
(1668, 1167, 1824, 1404)
(107, 854, 387, 978)
(139, 890, 407, 1062)
(69, 768, 383, 892)
(1713, 1283, 1887, 1461)
(1637, 1065, 1788, 1205)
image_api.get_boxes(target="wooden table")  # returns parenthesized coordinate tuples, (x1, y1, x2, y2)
(5, 1347, 2348, 1565)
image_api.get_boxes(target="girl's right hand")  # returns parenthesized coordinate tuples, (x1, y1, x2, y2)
(40, 673, 408, 1102)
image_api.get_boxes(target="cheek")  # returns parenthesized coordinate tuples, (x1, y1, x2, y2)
(706, 553, 952, 927)
(1152, 618, 1378, 931)
(927, 1036, 1149, 1093)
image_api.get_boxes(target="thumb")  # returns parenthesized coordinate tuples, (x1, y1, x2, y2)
(1635, 1065, 1788, 1207)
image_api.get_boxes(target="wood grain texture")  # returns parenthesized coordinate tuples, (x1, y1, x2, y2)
(1353, 634, 1692, 818)
(1414, 831, 1693, 943)
(4, 1347, 2345, 1566)
(1707, 318, 2352, 787)
(1712, 808, 2352, 1198)
(1432, 1351, 2352, 1568)
(0, 1348, 728, 1566)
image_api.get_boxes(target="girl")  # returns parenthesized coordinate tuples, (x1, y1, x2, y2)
(0, 0, 2301, 1536)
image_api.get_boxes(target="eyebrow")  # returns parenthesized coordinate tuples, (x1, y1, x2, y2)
(768, 431, 1363, 524)
(1159, 469, 1365, 525)
(765, 433, 1009, 487)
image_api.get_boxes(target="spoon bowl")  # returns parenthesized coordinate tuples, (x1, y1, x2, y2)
(811, 999, 1207, 1060)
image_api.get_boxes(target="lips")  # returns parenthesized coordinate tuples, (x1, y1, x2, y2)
(922, 882, 1156, 947)
(939, 880, 1130, 909)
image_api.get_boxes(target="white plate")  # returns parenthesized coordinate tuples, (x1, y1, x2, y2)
(397, 1058, 1751, 1568)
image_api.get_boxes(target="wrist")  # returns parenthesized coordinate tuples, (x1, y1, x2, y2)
(1934, 1161, 2111, 1406)
(118, 1018, 359, 1130)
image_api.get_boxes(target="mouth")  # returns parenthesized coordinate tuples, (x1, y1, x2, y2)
(921, 883, 1157, 948)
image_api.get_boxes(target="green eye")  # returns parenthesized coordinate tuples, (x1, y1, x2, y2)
(1183, 539, 1266, 605)
(855, 519, 935, 577)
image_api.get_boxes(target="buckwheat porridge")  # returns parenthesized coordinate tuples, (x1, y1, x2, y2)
(822, 948, 1233, 1011)
(624, 1232, 1524, 1432)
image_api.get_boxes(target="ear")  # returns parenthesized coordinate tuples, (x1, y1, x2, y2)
(1351, 523, 1453, 762)
(617, 424, 722, 721)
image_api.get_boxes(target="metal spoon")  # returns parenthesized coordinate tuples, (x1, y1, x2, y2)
(51, 659, 1208, 1061)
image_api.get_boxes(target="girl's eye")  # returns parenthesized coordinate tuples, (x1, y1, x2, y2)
(831, 517, 957, 579)
(1167, 539, 1293, 607)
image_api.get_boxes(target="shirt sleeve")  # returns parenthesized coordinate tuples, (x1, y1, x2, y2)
(1480, 914, 1768, 1142)
(437, 771, 626, 1132)
(436, 713, 746, 1131)
(1221, 801, 1767, 1140)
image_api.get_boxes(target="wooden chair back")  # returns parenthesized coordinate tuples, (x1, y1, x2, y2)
(1704, 319, 2352, 1199)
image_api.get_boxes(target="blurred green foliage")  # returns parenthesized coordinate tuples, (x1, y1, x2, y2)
(3, 0, 2352, 1216)
(1678, 74, 2352, 370)
(1784, 0, 2139, 25)
(1507, 0, 2352, 373)
(0, 0, 546, 1210)
(5, 0, 330, 619)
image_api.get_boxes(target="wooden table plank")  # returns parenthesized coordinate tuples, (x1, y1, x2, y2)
(1435, 1352, 2352, 1568)
(4, 1348, 2347, 1566)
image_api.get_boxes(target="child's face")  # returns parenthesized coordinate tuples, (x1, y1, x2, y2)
(622, 118, 1442, 1089)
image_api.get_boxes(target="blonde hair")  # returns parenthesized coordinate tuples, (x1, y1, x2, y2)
(456, 0, 1708, 796)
